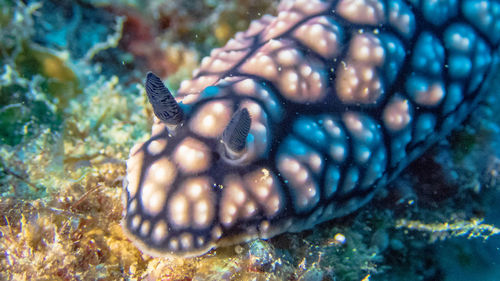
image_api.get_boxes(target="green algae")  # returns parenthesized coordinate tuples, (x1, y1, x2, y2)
(0, 2, 64, 147)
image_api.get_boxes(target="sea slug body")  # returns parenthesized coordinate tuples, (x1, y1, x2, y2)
(122, 0, 500, 257)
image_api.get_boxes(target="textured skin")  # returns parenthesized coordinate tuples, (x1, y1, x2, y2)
(122, 0, 500, 257)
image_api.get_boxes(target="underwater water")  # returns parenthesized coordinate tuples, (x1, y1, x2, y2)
(0, 0, 499, 280)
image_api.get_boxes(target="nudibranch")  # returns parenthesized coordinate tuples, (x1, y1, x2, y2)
(122, 0, 500, 257)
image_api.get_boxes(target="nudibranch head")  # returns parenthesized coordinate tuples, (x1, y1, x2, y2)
(122, 73, 282, 257)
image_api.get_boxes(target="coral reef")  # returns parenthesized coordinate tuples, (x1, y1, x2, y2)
(0, 0, 499, 280)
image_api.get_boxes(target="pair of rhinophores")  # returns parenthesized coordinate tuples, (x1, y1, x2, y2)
(122, 0, 500, 257)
